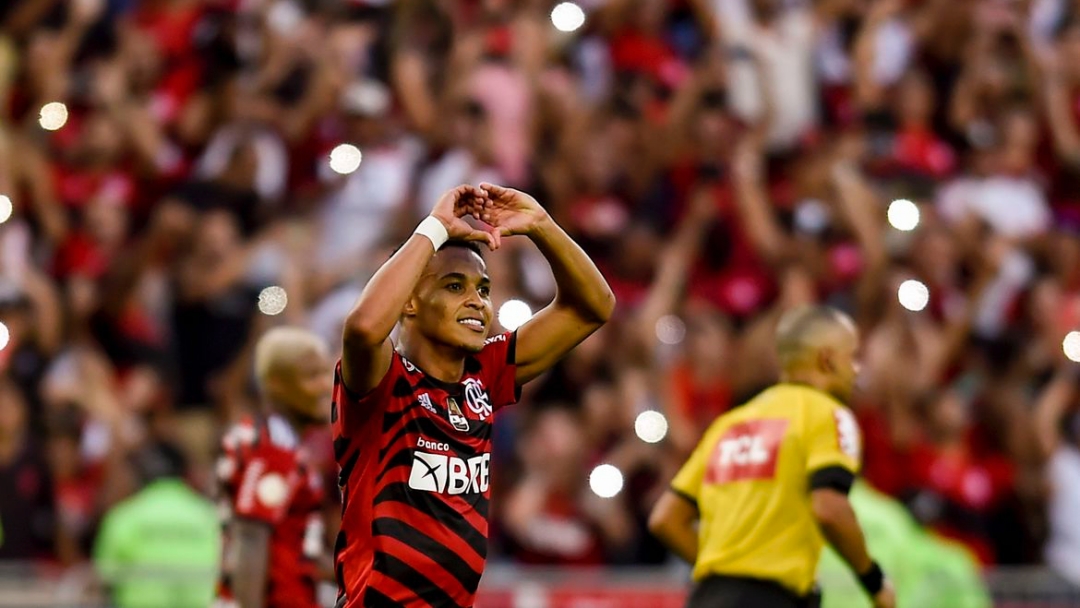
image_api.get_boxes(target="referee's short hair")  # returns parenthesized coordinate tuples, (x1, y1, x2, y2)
(774, 305, 855, 369)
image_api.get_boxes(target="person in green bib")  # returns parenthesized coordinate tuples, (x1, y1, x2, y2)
(817, 481, 991, 608)
(93, 441, 220, 608)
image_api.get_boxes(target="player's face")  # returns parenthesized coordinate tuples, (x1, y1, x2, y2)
(271, 347, 334, 422)
(410, 248, 492, 354)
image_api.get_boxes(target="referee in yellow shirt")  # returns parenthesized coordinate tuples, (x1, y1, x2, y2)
(649, 305, 896, 608)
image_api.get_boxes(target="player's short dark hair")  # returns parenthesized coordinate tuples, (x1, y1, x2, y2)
(390, 238, 485, 259)
(439, 239, 485, 258)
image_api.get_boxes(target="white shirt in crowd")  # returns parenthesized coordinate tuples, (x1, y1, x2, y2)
(712, 0, 818, 149)
(1046, 445, 1080, 586)
(936, 175, 1051, 240)
(316, 136, 423, 269)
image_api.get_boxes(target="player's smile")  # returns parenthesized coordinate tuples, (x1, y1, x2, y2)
(457, 316, 486, 333)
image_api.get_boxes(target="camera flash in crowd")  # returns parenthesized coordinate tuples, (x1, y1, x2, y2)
(0, 321, 10, 352)
(329, 144, 363, 175)
(655, 314, 686, 345)
(498, 299, 533, 331)
(635, 411, 669, 444)
(38, 102, 68, 131)
(1064, 331, 1080, 363)
(589, 464, 624, 498)
(551, 2, 586, 33)
(0, 195, 12, 224)
(887, 199, 920, 232)
(898, 279, 930, 312)
(258, 286, 288, 316)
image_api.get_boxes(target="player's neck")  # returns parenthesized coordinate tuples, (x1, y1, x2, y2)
(266, 404, 312, 435)
(779, 370, 830, 395)
(398, 334, 466, 383)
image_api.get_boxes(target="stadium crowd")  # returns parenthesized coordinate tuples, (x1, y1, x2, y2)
(0, 0, 1079, 589)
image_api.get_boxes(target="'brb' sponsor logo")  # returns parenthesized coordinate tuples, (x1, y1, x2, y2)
(408, 451, 491, 495)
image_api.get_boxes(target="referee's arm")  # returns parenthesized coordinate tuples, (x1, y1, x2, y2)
(810, 480, 872, 574)
(810, 482, 893, 607)
(648, 489, 699, 564)
(650, 421, 714, 565)
(806, 401, 894, 608)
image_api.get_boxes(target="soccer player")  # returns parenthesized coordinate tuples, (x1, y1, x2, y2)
(649, 306, 896, 608)
(332, 183, 615, 607)
(215, 327, 334, 608)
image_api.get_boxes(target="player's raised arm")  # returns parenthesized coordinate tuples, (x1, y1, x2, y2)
(341, 185, 497, 394)
(478, 183, 616, 384)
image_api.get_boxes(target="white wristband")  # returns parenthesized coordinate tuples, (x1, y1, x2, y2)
(414, 216, 449, 250)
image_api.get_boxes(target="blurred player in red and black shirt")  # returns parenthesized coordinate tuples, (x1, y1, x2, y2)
(215, 327, 334, 608)
(333, 183, 615, 607)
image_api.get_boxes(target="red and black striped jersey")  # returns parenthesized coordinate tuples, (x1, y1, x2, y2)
(332, 332, 519, 608)
(215, 414, 325, 608)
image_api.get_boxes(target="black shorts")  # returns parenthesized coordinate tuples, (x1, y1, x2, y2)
(686, 575, 821, 608)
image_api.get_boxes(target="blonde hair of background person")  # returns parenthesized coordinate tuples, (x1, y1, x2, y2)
(216, 325, 335, 608)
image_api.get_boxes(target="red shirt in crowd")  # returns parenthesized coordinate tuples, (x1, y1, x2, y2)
(506, 491, 606, 566)
(909, 436, 1014, 565)
(668, 362, 733, 435)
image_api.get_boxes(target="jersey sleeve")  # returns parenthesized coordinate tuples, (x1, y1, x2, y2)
(232, 445, 300, 525)
(476, 331, 520, 410)
(804, 393, 862, 494)
(670, 421, 721, 506)
(333, 355, 401, 436)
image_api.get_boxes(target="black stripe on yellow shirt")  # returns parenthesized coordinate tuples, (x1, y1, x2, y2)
(808, 466, 855, 494)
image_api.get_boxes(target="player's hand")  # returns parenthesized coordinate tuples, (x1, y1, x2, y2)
(872, 581, 896, 608)
(430, 185, 499, 250)
(477, 183, 551, 241)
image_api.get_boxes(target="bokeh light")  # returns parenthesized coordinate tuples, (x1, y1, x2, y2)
(589, 464, 624, 498)
(898, 279, 930, 312)
(258, 286, 288, 316)
(0, 321, 10, 351)
(635, 411, 669, 444)
(888, 199, 920, 232)
(329, 144, 363, 175)
(38, 102, 68, 131)
(1064, 331, 1080, 363)
(655, 315, 686, 345)
(0, 195, 13, 224)
(551, 2, 586, 33)
(498, 299, 533, 331)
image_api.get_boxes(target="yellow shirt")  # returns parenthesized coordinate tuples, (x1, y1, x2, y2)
(670, 383, 862, 596)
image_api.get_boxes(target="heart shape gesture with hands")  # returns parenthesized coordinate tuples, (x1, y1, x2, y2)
(429, 183, 552, 251)
(429, 184, 499, 250)
(474, 182, 551, 248)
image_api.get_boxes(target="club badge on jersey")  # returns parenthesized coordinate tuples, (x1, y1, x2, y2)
(447, 397, 470, 432)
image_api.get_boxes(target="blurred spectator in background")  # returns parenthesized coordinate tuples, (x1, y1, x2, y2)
(0, 378, 61, 562)
(92, 440, 219, 608)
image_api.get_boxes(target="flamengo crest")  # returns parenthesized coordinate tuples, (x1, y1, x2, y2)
(462, 378, 492, 420)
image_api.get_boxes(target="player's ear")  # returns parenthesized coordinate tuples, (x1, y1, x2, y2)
(402, 296, 418, 318)
(817, 348, 835, 374)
